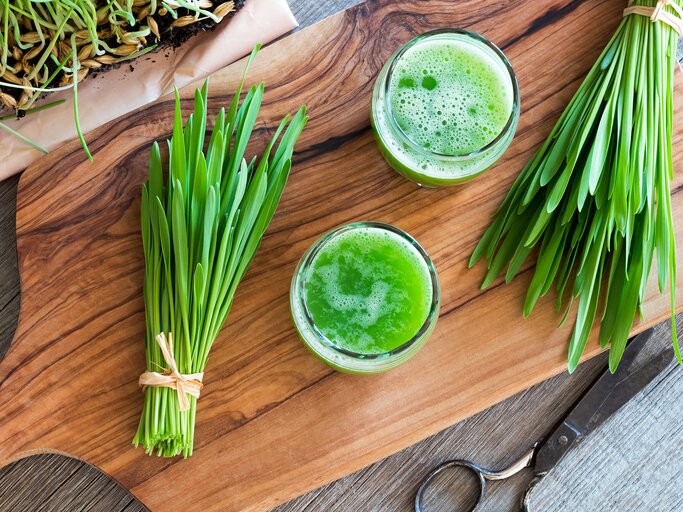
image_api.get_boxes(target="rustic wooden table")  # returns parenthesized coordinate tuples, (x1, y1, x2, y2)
(1, 1, 682, 511)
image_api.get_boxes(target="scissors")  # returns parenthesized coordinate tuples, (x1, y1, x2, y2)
(415, 328, 672, 512)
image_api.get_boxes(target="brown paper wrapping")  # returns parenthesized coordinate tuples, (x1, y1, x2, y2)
(0, 0, 297, 180)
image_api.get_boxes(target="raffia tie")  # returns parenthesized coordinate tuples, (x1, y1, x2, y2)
(624, 0, 683, 37)
(138, 333, 204, 412)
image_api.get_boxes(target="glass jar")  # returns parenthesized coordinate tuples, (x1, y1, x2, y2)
(371, 29, 520, 187)
(290, 222, 440, 374)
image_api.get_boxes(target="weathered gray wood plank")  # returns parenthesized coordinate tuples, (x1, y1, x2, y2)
(0, 453, 145, 512)
(290, 0, 360, 28)
(0, 3, 681, 512)
(529, 321, 683, 511)
(0, 175, 19, 364)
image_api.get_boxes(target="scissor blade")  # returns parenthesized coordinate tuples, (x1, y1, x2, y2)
(533, 328, 673, 475)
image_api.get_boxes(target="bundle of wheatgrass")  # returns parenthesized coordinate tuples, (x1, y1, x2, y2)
(0, 0, 241, 155)
(470, 0, 681, 372)
(134, 47, 307, 457)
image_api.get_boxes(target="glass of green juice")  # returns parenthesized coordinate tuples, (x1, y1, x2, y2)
(371, 29, 520, 187)
(290, 222, 440, 374)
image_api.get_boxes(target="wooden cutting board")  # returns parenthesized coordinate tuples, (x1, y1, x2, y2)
(1, 1, 682, 510)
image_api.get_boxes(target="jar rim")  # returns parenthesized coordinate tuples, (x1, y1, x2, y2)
(294, 222, 440, 361)
(383, 28, 520, 161)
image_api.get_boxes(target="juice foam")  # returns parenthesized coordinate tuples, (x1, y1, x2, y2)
(303, 227, 433, 354)
(389, 39, 513, 155)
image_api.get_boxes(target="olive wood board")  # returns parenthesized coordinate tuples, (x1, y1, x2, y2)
(1, 1, 682, 511)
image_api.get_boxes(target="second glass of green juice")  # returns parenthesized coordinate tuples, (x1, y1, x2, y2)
(371, 29, 520, 187)
(290, 222, 440, 374)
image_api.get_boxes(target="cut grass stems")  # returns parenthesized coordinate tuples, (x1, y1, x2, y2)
(470, 0, 681, 373)
(133, 46, 308, 457)
(0, 0, 239, 156)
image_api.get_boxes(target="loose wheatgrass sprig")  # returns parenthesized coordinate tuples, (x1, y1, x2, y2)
(470, 0, 681, 372)
(134, 46, 308, 457)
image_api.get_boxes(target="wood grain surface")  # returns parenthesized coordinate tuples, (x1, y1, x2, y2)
(1, 1, 682, 511)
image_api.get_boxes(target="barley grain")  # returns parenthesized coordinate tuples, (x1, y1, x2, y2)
(95, 54, 118, 65)
(148, 16, 160, 38)
(81, 59, 102, 69)
(137, 6, 151, 21)
(171, 15, 198, 29)
(0, 70, 22, 86)
(77, 43, 93, 61)
(19, 32, 41, 44)
(110, 44, 140, 57)
(0, 92, 17, 109)
(213, 2, 235, 20)
(23, 45, 44, 61)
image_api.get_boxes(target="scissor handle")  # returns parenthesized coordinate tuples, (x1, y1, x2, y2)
(415, 447, 537, 512)
(415, 459, 486, 512)
(521, 475, 544, 512)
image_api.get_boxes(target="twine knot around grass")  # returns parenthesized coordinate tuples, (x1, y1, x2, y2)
(139, 333, 204, 412)
(624, 0, 683, 36)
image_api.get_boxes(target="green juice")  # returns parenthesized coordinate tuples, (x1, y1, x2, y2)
(371, 30, 519, 186)
(305, 226, 432, 353)
(389, 40, 513, 155)
(291, 223, 439, 373)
